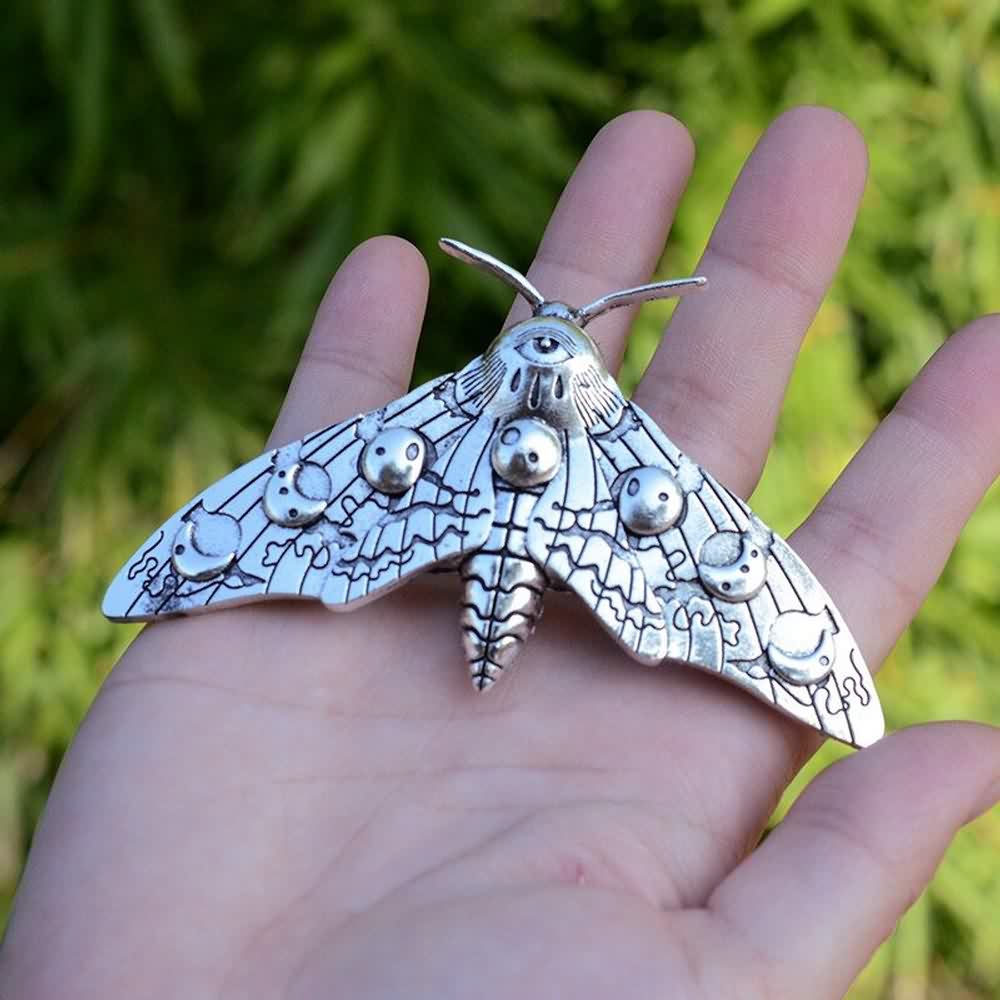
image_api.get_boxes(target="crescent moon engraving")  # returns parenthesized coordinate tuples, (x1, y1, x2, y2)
(264, 461, 332, 527)
(766, 609, 837, 686)
(697, 530, 768, 602)
(170, 506, 241, 581)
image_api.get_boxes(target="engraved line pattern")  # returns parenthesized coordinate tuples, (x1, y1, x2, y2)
(601, 400, 871, 742)
(106, 311, 882, 748)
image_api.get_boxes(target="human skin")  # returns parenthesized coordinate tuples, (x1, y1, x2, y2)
(2, 107, 1000, 999)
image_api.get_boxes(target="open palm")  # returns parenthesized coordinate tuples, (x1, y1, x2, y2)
(4, 108, 1000, 1000)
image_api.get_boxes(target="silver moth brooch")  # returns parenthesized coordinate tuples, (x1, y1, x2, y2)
(104, 238, 884, 749)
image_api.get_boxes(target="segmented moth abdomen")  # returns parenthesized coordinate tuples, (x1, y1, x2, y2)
(459, 553, 545, 690)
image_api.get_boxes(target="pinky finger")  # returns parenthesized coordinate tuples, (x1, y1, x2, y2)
(702, 722, 1000, 1000)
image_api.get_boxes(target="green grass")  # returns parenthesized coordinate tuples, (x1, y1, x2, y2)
(2, 2, 999, 993)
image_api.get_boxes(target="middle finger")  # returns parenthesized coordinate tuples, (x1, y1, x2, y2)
(503, 109, 694, 370)
(634, 106, 868, 497)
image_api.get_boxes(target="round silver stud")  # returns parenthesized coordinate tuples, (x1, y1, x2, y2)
(490, 417, 562, 487)
(766, 610, 837, 685)
(617, 466, 684, 536)
(697, 530, 767, 602)
(361, 427, 427, 495)
(264, 461, 332, 527)
(171, 507, 241, 581)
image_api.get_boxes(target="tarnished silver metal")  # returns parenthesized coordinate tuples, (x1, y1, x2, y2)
(170, 506, 241, 581)
(439, 238, 707, 328)
(697, 526, 770, 602)
(104, 238, 885, 748)
(491, 418, 562, 487)
(766, 609, 837, 686)
(440, 238, 546, 312)
(360, 426, 427, 495)
(460, 488, 547, 690)
(264, 458, 331, 527)
(616, 466, 685, 536)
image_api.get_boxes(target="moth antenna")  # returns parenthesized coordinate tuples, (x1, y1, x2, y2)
(438, 238, 545, 312)
(574, 276, 708, 327)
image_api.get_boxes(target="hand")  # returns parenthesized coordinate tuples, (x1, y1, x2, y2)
(3, 108, 999, 1000)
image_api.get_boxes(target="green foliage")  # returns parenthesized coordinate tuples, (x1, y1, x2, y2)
(2, 1, 999, 993)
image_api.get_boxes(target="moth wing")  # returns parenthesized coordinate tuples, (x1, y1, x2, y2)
(321, 414, 497, 606)
(103, 362, 492, 622)
(525, 430, 668, 663)
(591, 401, 884, 749)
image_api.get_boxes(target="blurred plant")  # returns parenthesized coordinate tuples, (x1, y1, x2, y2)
(2, 1, 999, 994)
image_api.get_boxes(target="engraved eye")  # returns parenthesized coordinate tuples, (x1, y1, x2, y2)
(516, 336, 572, 365)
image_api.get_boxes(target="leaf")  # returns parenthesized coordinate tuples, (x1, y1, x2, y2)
(130, 0, 199, 112)
(740, 0, 811, 36)
(40, 0, 74, 65)
(65, 0, 112, 205)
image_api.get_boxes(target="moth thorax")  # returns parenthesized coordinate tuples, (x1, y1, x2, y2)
(491, 417, 561, 487)
(487, 358, 618, 432)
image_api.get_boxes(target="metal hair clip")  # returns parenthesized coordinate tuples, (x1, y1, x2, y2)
(104, 238, 884, 748)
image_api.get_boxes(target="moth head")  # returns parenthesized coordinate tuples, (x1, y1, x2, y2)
(454, 309, 618, 430)
(440, 237, 708, 429)
(497, 312, 602, 369)
(485, 307, 600, 400)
